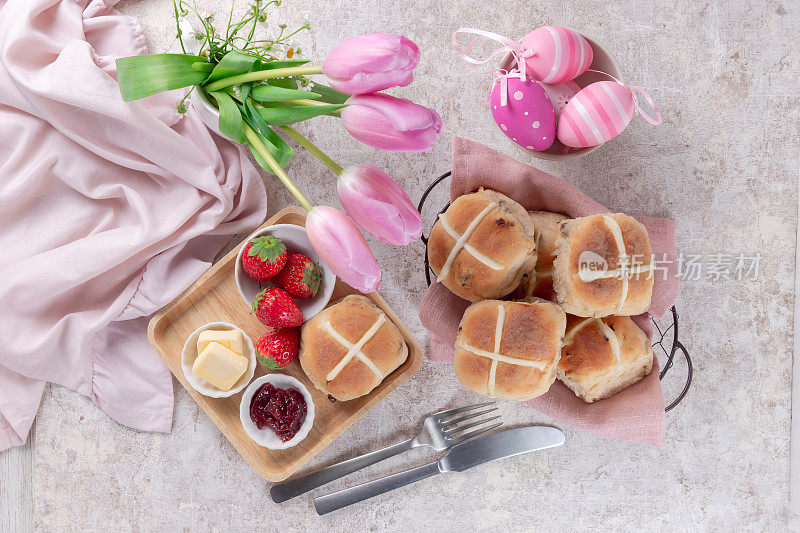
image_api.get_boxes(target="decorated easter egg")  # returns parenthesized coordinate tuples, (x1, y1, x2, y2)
(490, 76, 556, 151)
(521, 26, 593, 84)
(538, 80, 580, 120)
(557, 81, 634, 148)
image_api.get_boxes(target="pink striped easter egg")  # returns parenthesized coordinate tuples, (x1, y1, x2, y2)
(521, 26, 593, 84)
(556, 81, 635, 148)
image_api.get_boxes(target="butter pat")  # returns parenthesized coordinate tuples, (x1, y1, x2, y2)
(192, 342, 248, 391)
(197, 329, 243, 355)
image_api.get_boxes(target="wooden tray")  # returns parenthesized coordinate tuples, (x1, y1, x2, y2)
(147, 206, 423, 481)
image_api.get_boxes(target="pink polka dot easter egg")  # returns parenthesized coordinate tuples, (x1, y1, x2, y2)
(490, 76, 555, 151)
(557, 81, 635, 148)
(520, 26, 593, 84)
(538, 80, 580, 120)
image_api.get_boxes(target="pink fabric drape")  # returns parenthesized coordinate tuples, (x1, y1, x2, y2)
(0, 0, 266, 451)
(419, 138, 680, 446)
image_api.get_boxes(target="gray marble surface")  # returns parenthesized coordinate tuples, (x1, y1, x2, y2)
(2, 0, 799, 531)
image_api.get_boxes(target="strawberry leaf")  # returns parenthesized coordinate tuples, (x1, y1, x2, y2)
(302, 263, 322, 296)
(248, 236, 286, 264)
(252, 287, 268, 312)
(256, 353, 283, 368)
(256, 350, 287, 369)
(263, 357, 285, 369)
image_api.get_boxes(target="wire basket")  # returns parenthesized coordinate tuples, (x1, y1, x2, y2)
(417, 171, 692, 412)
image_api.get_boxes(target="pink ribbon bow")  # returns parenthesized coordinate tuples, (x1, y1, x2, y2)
(452, 28, 534, 107)
(629, 85, 663, 125)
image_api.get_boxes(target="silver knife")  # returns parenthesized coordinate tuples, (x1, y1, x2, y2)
(313, 426, 564, 515)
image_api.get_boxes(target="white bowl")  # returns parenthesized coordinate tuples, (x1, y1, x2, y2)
(499, 33, 623, 161)
(181, 322, 257, 398)
(234, 224, 336, 321)
(239, 374, 315, 450)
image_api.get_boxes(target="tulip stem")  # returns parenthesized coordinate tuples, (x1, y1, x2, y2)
(285, 99, 343, 114)
(243, 124, 315, 212)
(279, 125, 344, 175)
(205, 65, 324, 92)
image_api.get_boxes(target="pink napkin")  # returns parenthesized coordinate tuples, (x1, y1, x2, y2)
(0, 0, 266, 451)
(419, 138, 680, 446)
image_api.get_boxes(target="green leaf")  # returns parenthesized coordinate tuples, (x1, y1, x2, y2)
(243, 112, 293, 175)
(205, 51, 259, 83)
(243, 97, 268, 129)
(251, 85, 321, 102)
(116, 54, 208, 101)
(243, 99, 292, 165)
(241, 96, 294, 173)
(254, 59, 310, 71)
(255, 104, 346, 126)
(247, 235, 287, 263)
(191, 62, 215, 72)
(257, 353, 285, 369)
(256, 125, 294, 168)
(308, 82, 351, 105)
(240, 82, 253, 103)
(207, 91, 245, 143)
(251, 287, 267, 312)
(247, 139, 272, 175)
(245, 131, 292, 175)
(266, 76, 306, 90)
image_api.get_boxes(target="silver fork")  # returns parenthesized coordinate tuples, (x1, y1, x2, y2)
(269, 402, 502, 503)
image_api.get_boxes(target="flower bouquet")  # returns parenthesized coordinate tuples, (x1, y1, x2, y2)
(116, 1, 441, 292)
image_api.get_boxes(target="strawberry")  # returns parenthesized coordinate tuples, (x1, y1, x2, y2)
(273, 253, 322, 299)
(255, 327, 299, 369)
(241, 235, 287, 281)
(252, 287, 303, 327)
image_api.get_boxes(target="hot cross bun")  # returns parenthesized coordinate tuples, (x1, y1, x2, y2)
(299, 295, 408, 401)
(454, 298, 566, 401)
(552, 213, 654, 317)
(558, 315, 653, 402)
(428, 189, 536, 302)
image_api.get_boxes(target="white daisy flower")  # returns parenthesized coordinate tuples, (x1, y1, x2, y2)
(177, 17, 204, 55)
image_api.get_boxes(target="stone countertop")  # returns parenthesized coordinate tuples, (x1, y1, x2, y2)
(2, 0, 799, 530)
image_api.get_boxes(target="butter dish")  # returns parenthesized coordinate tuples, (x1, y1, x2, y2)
(181, 322, 256, 398)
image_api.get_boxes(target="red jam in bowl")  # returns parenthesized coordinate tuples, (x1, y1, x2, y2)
(249, 382, 307, 442)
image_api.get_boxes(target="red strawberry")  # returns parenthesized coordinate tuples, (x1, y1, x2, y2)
(255, 327, 299, 369)
(273, 254, 322, 299)
(241, 235, 287, 281)
(252, 287, 303, 327)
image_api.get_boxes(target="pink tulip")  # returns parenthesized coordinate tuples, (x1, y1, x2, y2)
(337, 165, 422, 246)
(305, 206, 381, 293)
(323, 33, 420, 95)
(341, 93, 442, 152)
